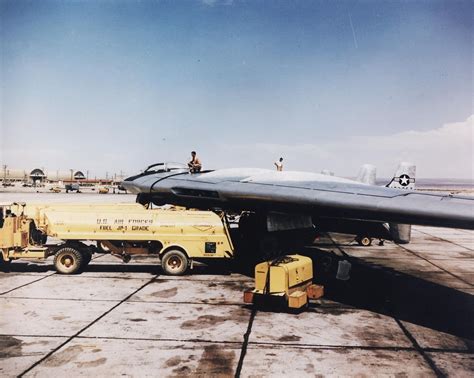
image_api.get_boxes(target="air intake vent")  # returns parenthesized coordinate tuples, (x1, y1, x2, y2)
(172, 188, 219, 199)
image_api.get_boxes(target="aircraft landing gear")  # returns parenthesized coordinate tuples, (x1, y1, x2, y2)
(355, 235, 372, 247)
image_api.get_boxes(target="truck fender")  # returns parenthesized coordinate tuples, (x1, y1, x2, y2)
(160, 245, 189, 259)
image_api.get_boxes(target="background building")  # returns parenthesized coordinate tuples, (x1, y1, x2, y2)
(1, 166, 126, 185)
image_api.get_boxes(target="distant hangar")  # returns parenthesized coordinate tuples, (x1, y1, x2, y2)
(2, 168, 93, 184)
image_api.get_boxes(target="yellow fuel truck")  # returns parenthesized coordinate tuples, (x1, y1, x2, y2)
(0, 202, 234, 275)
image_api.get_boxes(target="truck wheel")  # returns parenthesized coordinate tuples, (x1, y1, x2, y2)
(54, 247, 83, 274)
(161, 250, 188, 275)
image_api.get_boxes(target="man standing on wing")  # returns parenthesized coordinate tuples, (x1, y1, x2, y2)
(274, 157, 284, 171)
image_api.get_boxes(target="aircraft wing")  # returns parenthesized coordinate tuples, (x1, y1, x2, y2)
(123, 167, 474, 230)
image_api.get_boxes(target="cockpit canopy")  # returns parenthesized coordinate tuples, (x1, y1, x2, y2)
(124, 162, 188, 183)
(144, 162, 188, 174)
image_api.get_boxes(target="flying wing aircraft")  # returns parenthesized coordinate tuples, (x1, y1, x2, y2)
(122, 162, 474, 237)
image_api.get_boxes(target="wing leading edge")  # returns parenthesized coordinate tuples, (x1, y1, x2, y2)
(123, 168, 474, 230)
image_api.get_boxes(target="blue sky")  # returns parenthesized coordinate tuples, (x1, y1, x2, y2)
(1, 0, 472, 178)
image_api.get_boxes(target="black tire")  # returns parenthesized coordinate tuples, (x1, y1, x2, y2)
(161, 250, 189, 275)
(54, 247, 83, 274)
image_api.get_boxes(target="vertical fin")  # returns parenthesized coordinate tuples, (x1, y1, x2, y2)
(321, 169, 334, 176)
(387, 162, 416, 190)
(388, 162, 416, 243)
(356, 164, 376, 185)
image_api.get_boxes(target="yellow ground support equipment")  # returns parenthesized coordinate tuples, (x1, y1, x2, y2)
(0, 202, 234, 275)
(244, 255, 324, 310)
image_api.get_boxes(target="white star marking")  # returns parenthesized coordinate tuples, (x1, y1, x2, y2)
(399, 175, 410, 186)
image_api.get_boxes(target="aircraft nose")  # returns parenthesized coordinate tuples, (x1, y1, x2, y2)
(120, 179, 140, 193)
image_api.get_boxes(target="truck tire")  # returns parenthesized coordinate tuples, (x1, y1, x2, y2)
(54, 247, 83, 274)
(161, 250, 188, 276)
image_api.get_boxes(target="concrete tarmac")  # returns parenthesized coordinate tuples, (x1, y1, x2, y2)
(0, 192, 473, 376)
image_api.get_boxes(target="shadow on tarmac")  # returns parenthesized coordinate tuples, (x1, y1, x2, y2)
(3, 247, 473, 342)
(298, 247, 474, 343)
(2, 260, 233, 276)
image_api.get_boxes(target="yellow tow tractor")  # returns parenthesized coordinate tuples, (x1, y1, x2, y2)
(0, 202, 234, 275)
